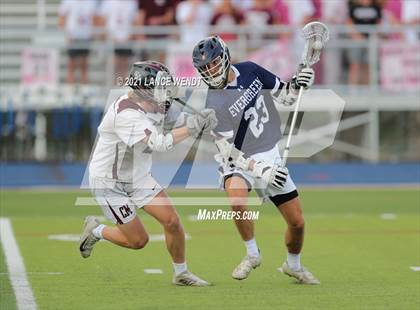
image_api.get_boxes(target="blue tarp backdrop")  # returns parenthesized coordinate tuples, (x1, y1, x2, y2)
(1, 162, 419, 188)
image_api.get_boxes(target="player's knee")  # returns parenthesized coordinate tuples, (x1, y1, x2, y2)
(163, 215, 182, 233)
(129, 235, 149, 249)
(230, 202, 247, 212)
(289, 217, 305, 230)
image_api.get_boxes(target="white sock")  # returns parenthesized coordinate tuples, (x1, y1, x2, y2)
(244, 238, 260, 257)
(287, 252, 301, 271)
(173, 262, 187, 276)
(92, 224, 106, 239)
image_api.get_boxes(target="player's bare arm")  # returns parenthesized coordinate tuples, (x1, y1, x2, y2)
(141, 109, 217, 152)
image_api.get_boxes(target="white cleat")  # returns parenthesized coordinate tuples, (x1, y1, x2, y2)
(172, 271, 211, 287)
(79, 216, 100, 258)
(278, 261, 320, 285)
(232, 254, 262, 280)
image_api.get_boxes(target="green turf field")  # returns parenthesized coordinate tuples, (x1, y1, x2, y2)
(0, 189, 419, 310)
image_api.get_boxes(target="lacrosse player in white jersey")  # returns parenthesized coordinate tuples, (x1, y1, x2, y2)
(80, 61, 217, 286)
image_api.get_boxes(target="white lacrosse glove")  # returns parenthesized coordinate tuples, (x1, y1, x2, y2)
(147, 131, 174, 152)
(276, 82, 298, 106)
(214, 138, 251, 170)
(295, 67, 314, 89)
(277, 67, 315, 106)
(214, 153, 226, 165)
(186, 109, 218, 138)
(252, 161, 288, 189)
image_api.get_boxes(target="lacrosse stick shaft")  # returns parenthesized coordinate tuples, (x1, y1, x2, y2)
(174, 98, 205, 117)
(174, 97, 206, 136)
(281, 85, 304, 167)
(280, 21, 329, 167)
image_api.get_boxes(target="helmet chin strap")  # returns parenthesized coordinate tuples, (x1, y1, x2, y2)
(210, 64, 231, 89)
(154, 71, 170, 103)
(223, 64, 232, 86)
(152, 71, 176, 114)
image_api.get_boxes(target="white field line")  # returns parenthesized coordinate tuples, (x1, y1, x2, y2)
(380, 213, 397, 220)
(0, 272, 63, 276)
(188, 215, 199, 221)
(143, 269, 163, 274)
(48, 233, 191, 242)
(74, 197, 263, 206)
(409, 266, 420, 272)
(0, 217, 37, 310)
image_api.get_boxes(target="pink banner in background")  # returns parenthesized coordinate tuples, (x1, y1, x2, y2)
(21, 47, 59, 89)
(248, 40, 295, 80)
(380, 42, 420, 92)
(166, 44, 197, 78)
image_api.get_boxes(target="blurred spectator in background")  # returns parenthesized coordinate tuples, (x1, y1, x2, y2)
(382, 0, 401, 23)
(211, 0, 244, 42)
(311, 0, 322, 20)
(380, 0, 402, 40)
(346, 0, 382, 85)
(321, 0, 348, 84)
(401, 0, 420, 42)
(284, 0, 315, 27)
(58, 0, 97, 84)
(138, 0, 177, 33)
(231, 0, 253, 11)
(272, 0, 290, 26)
(176, 0, 213, 45)
(210, 0, 252, 11)
(245, 0, 276, 46)
(283, 0, 315, 62)
(15, 109, 35, 161)
(98, 0, 139, 80)
(381, 0, 420, 41)
(138, 0, 178, 62)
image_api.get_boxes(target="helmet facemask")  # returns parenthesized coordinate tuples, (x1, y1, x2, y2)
(154, 70, 178, 114)
(193, 36, 231, 89)
(129, 61, 178, 114)
(198, 52, 230, 89)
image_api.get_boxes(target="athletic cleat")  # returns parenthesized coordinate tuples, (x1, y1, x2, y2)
(172, 271, 211, 286)
(278, 261, 320, 285)
(232, 254, 262, 280)
(79, 216, 100, 258)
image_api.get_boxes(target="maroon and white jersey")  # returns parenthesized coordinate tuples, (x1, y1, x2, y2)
(89, 94, 160, 185)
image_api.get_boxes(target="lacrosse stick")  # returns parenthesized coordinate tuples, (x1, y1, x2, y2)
(281, 21, 329, 167)
(173, 97, 205, 117)
(154, 68, 204, 116)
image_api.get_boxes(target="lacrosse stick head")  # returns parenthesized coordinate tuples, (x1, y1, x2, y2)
(301, 22, 330, 67)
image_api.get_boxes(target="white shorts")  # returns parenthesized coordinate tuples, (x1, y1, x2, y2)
(89, 175, 162, 225)
(219, 146, 297, 202)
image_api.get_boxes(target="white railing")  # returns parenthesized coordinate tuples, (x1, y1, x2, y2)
(0, 24, 419, 162)
(1, 24, 419, 86)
